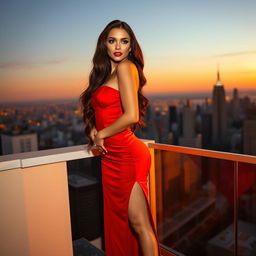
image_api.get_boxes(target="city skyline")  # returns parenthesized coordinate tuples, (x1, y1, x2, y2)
(0, 0, 256, 103)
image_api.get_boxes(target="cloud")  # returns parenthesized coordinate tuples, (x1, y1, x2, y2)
(213, 50, 256, 58)
(0, 58, 69, 70)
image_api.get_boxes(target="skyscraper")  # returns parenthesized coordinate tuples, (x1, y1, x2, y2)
(1, 132, 38, 155)
(243, 106, 256, 155)
(179, 99, 202, 148)
(212, 67, 227, 148)
(231, 88, 240, 122)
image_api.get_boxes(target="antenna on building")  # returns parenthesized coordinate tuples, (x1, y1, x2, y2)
(216, 63, 223, 86)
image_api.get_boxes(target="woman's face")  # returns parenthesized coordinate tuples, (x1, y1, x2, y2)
(105, 28, 131, 63)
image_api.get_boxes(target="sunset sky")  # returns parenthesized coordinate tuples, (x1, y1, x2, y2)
(0, 0, 255, 103)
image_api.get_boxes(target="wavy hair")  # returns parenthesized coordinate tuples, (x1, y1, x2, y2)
(79, 19, 149, 152)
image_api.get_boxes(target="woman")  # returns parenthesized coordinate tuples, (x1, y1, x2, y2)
(79, 20, 160, 256)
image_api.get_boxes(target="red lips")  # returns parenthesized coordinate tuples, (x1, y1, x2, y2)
(114, 52, 122, 56)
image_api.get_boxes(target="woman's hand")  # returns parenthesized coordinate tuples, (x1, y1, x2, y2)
(94, 131, 108, 155)
(90, 126, 98, 141)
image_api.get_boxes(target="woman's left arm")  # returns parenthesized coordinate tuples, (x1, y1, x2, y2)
(96, 60, 139, 140)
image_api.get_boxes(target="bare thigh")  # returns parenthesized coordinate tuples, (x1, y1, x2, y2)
(128, 181, 153, 234)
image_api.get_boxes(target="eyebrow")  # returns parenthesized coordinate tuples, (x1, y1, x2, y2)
(108, 37, 129, 40)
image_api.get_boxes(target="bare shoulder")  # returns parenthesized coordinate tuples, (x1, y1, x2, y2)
(116, 59, 138, 75)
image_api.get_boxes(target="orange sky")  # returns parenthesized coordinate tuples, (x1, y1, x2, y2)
(1, 53, 255, 103)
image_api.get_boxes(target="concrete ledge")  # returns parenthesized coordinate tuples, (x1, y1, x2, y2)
(0, 145, 92, 171)
(0, 139, 155, 171)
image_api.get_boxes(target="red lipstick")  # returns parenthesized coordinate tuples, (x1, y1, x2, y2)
(114, 52, 122, 56)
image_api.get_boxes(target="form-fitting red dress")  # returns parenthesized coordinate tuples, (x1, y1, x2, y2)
(91, 85, 160, 256)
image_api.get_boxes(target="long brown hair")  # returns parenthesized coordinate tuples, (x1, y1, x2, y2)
(79, 19, 149, 152)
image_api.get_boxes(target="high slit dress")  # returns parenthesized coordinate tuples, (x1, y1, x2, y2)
(91, 85, 161, 256)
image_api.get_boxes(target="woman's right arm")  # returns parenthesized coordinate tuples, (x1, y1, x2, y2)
(90, 126, 98, 141)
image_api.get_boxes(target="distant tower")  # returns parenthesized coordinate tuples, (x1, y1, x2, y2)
(1, 132, 38, 155)
(179, 99, 202, 148)
(212, 66, 227, 148)
(168, 105, 178, 144)
(201, 97, 212, 148)
(168, 105, 178, 132)
(232, 88, 240, 121)
(243, 105, 256, 155)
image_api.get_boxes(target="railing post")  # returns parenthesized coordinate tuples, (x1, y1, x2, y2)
(234, 161, 238, 256)
(148, 143, 158, 232)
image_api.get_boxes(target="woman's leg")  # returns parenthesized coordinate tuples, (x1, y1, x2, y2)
(128, 181, 159, 256)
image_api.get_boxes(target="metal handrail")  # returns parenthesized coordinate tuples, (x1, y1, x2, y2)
(149, 143, 256, 164)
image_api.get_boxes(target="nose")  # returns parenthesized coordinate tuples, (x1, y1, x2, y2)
(115, 41, 121, 49)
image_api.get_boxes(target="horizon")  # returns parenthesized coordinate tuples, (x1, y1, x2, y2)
(1, 88, 255, 106)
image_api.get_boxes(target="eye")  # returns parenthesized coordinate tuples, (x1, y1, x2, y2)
(108, 39, 114, 44)
(122, 40, 129, 44)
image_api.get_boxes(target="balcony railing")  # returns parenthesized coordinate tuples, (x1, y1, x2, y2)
(149, 143, 256, 256)
(0, 140, 255, 256)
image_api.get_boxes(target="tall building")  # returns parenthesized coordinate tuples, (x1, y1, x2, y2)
(231, 88, 240, 122)
(201, 97, 212, 148)
(211, 68, 227, 148)
(179, 99, 202, 148)
(168, 105, 178, 132)
(168, 105, 179, 145)
(243, 107, 256, 155)
(1, 131, 38, 155)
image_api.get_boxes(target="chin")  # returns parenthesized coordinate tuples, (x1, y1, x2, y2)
(111, 56, 126, 63)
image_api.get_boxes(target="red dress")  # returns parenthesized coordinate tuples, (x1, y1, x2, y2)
(91, 85, 161, 256)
